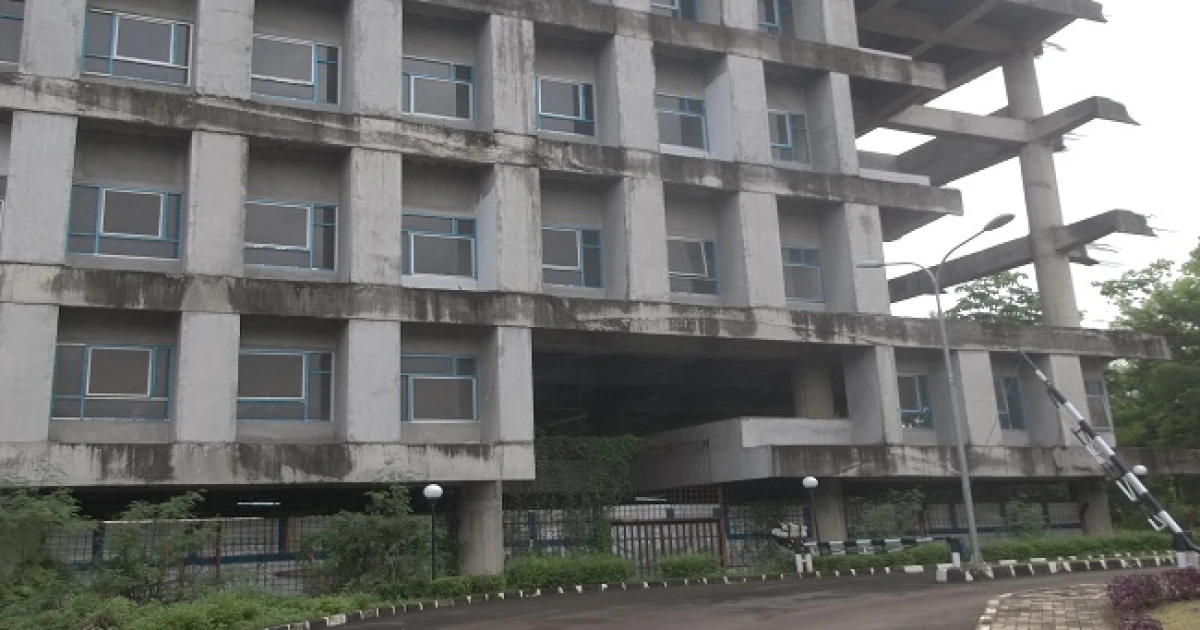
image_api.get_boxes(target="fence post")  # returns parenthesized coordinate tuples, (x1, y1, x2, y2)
(716, 486, 730, 568)
(213, 521, 222, 583)
(90, 523, 106, 569)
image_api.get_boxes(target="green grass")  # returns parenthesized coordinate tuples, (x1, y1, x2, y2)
(1151, 600, 1200, 630)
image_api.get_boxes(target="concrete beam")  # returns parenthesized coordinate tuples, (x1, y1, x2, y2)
(884, 105, 1029, 144)
(858, 8, 1016, 54)
(887, 210, 1156, 302)
(1005, 0, 1105, 22)
(905, 0, 1006, 58)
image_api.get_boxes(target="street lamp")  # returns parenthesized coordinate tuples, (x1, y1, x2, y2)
(856, 213, 1014, 568)
(802, 476, 820, 549)
(1133, 465, 1148, 476)
(423, 483, 444, 579)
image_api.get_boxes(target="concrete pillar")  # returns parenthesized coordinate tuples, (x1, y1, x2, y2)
(457, 480, 504, 575)
(598, 36, 657, 151)
(606, 177, 668, 301)
(844, 345, 902, 444)
(339, 319, 402, 443)
(1072, 478, 1114, 536)
(951, 350, 1000, 447)
(0, 112, 76, 264)
(195, 0, 254, 99)
(794, 0, 858, 46)
(184, 131, 247, 276)
(478, 15, 535, 135)
(705, 56, 771, 164)
(345, 0, 404, 116)
(173, 312, 239, 443)
(343, 148, 404, 285)
(19, 0, 84, 79)
(718, 192, 785, 308)
(480, 326, 534, 444)
(1025, 354, 1085, 447)
(721, 0, 760, 29)
(0, 304, 58, 443)
(1003, 51, 1080, 327)
(793, 363, 835, 418)
(477, 166, 539, 292)
(812, 478, 848, 542)
(820, 204, 890, 314)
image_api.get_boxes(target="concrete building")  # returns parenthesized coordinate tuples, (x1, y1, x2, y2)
(1, 0, 1196, 573)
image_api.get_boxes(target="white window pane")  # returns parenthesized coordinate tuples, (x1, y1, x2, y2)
(412, 377, 475, 420)
(115, 16, 173, 63)
(412, 234, 473, 276)
(994, 379, 1009, 412)
(540, 79, 580, 117)
(668, 240, 707, 275)
(239, 353, 305, 398)
(769, 113, 789, 145)
(542, 229, 579, 268)
(544, 267, 581, 286)
(411, 76, 466, 118)
(404, 58, 451, 78)
(1087, 397, 1111, 427)
(253, 37, 313, 82)
(102, 191, 161, 236)
(784, 265, 822, 301)
(88, 348, 151, 396)
(659, 112, 705, 149)
(245, 203, 309, 248)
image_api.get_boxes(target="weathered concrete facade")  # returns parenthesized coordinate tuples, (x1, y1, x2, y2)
(0, 0, 1193, 564)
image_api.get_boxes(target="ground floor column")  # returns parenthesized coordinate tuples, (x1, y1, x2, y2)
(458, 481, 504, 576)
(1072, 478, 1114, 536)
(812, 479, 849, 543)
(0, 303, 58, 443)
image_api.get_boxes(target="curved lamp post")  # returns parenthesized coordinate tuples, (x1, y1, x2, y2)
(802, 476, 820, 547)
(423, 483, 444, 579)
(1132, 465, 1148, 476)
(857, 213, 1015, 568)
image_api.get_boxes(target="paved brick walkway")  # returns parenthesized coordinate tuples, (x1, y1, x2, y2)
(978, 584, 1112, 630)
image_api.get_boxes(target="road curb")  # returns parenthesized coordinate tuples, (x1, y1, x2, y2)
(973, 592, 1011, 630)
(937, 553, 1173, 584)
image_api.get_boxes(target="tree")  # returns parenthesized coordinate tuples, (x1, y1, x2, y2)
(945, 271, 1044, 325)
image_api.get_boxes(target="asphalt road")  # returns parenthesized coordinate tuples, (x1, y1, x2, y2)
(357, 569, 1146, 630)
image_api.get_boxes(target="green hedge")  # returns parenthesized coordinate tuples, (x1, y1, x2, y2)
(656, 553, 723, 580)
(504, 554, 635, 589)
(465, 574, 506, 594)
(812, 542, 951, 572)
(978, 531, 1173, 562)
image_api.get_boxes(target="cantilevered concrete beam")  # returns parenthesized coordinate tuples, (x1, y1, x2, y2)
(1005, 0, 1105, 22)
(906, 0, 1006, 58)
(858, 8, 1016, 54)
(888, 210, 1154, 302)
(885, 105, 1029, 144)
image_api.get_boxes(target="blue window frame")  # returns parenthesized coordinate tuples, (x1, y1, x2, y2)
(995, 376, 1027, 430)
(542, 227, 603, 288)
(401, 355, 478, 422)
(769, 111, 810, 163)
(651, 0, 698, 20)
(782, 247, 823, 303)
(251, 34, 339, 104)
(536, 77, 595, 136)
(656, 94, 708, 150)
(667, 237, 718, 295)
(899, 374, 933, 428)
(244, 199, 337, 271)
(0, 0, 23, 64)
(52, 343, 173, 421)
(82, 9, 191, 85)
(237, 350, 333, 422)
(758, 0, 790, 34)
(402, 213, 476, 278)
(67, 184, 182, 259)
(402, 57, 474, 120)
(1084, 378, 1112, 429)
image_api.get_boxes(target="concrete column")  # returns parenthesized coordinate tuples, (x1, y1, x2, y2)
(339, 319, 401, 443)
(812, 478, 849, 542)
(820, 204, 889, 314)
(794, 0, 858, 46)
(721, 0, 760, 29)
(345, 0, 404, 116)
(793, 363, 835, 419)
(343, 148, 404, 285)
(478, 15, 535, 135)
(598, 36, 657, 151)
(184, 131, 247, 276)
(1072, 478, 1114, 536)
(480, 326, 534, 444)
(195, 0, 255, 99)
(173, 312, 239, 443)
(18, 0, 84, 79)
(719, 192, 785, 308)
(477, 166, 539, 292)
(705, 56, 771, 164)
(457, 480, 504, 575)
(606, 177, 669, 301)
(1003, 51, 1080, 327)
(951, 350, 1000, 447)
(844, 345, 902, 444)
(0, 112, 76, 265)
(1025, 354, 1085, 447)
(0, 304, 58, 443)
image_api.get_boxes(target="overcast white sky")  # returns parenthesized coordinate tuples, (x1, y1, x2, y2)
(859, 0, 1197, 327)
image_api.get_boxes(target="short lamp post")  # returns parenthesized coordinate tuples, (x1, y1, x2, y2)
(856, 213, 1015, 568)
(802, 476, 820, 549)
(423, 483, 444, 580)
(1132, 465, 1149, 476)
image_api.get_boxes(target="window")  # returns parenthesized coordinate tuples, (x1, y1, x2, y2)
(403, 214, 475, 278)
(68, 184, 182, 259)
(82, 9, 191, 85)
(758, 0, 786, 33)
(782, 247, 823, 302)
(657, 95, 707, 150)
(537, 77, 595, 136)
(667, 238, 718, 295)
(995, 376, 1027, 430)
(543, 227, 602, 288)
(402, 57, 473, 120)
(244, 200, 337, 270)
(650, 0, 697, 20)
(402, 355, 478, 422)
(898, 374, 932, 428)
(52, 343, 172, 421)
(769, 111, 810, 163)
(237, 351, 332, 422)
(0, 0, 22, 64)
(0, 176, 6, 215)
(252, 34, 339, 104)
(1084, 378, 1112, 429)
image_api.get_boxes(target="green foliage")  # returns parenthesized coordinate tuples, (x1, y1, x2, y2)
(503, 553, 635, 589)
(979, 531, 1173, 562)
(812, 542, 950, 572)
(531, 436, 643, 503)
(848, 488, 925, 539)
(1001, 496, 1047, 539)
(465, 574, 505, 594)
(301, 485, 431, 600)
(0, 487, 85, 583)
(656, 553, 722, 580)
(430, 576, 472, 599)
(945, 271, 1044, 325)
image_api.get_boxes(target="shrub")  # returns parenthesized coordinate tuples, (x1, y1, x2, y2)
(431, 577, 472, 599)
(656, 553, 722, 580)
(1108, 569, 1200, 629)
(810, 542, 950, 573)
(504, 553, 635, 589)
(980, 532, 1173, 562)
(466, 574, 506, 594)
(0, 487, 85, 584)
